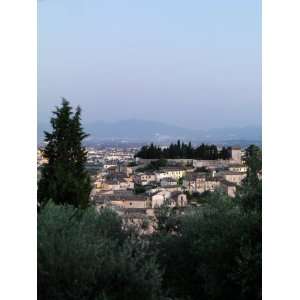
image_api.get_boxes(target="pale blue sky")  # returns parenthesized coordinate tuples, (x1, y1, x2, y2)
(38, 0, 261, 130)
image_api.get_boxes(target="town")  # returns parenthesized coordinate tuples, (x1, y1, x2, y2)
(38, 142, 253, 233)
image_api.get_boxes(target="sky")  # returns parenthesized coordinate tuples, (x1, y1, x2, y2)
(38, 0, 261, 130)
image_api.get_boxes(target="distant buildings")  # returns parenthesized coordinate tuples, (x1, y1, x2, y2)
(38, 144, 250, 232)
(230, 146, 242, 163)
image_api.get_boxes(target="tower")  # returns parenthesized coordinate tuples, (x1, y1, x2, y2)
(230, 146, 241, 163)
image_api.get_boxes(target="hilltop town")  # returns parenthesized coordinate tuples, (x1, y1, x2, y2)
(38, 142, 255, 233)
(36, 100, 262, 300)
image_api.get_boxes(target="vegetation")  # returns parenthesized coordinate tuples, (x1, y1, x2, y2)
(186, 190, 213, 204)
(37, 102, 261, 299)
(127, 161, 138, 167)
(150, 146, 261, 300)
(135, 159, 168, 172)
(38, 203, 163, 300)
(135, 140, 232, 160)
(38, 99, 92, 208)
(38, 155, 261, 300)
(134, 184, 147, 194)
(237, 145, 262, 212)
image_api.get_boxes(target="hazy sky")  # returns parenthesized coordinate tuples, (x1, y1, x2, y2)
(38, 0, 261, 130)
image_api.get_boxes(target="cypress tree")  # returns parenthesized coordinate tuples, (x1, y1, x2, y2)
(38, 99, 92, 208)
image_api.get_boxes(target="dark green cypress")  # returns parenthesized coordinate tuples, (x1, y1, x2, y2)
(38, 99, 92, 208)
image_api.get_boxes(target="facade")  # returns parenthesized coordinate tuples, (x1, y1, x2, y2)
(134, 173, 156, 185)
(193, 159, 230, 169)
(183, 172, 221, 193)
(151, 190, 172, 208)
(171, 192, 188, 207)
(217, 171, 247, 185)
(230, 147, 242, 163)
(160, 177, 178, 187)
(111, 196, 148, 209)
(228, 164, 248, 173)
(220, 180, 237, 198)
(157, 167, 186, 181)
(183, 173, 206, 193)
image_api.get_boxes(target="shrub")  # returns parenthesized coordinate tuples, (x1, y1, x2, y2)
(38, 202, 163, 300)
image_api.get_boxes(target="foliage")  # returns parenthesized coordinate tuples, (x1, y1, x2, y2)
(135, 141, 232, 160)
(237, 145, 262, 212)
(188, 190, 213, 204)
(38, 202, 163, 300)
(38, 103, 261, 300)
(151, 146, 262, 300)
(38, 175, 261, 300)
(136, 159, 168, 172)
(152, 191, 261, 300)
(195, 166, 209, 173)
(127, 161, 138, 167)
(134, 184, 146, 194)
(38, 99, 92, 208)
(177, 177, 183, 186)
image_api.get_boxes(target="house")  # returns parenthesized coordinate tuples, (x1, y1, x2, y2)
(230, 146, 242, 163)
(111, 195, 149, 209)
(204, 178, 221, 192)
(182, 173, 206, 193)
(155, 167, 186, 182)
(91, 190, 150, 210)
(119, 179, 134, 190)
(183, 172, 221, 193)
(170, 191, 188, 207)
(228, 164, 248, 173)
(161, 167, 187, 180)
(160, 177, 178, 187)
(220, 180, 237, 198)
(216, 171, 247, 185)
(134, 172, 156, 185)
(151, 190, 172, 208)
(150, 190, 187, 208)
(154, 171, 170, 182)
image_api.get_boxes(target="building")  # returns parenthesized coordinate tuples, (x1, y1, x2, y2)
(160, 177, 178, 187)
(220, 180, 237, 198)
(155, 167, 186, 182)
(151, 190, 171, 208)
(150, 190, 187, 208)
(216, 171, 247, 185)
(228, 164, 248, 173)
(111, 194, 149, 209)
(183, 173, 206, 193)
(134, 172, 156, 185)
(170, 191, 188, 207)
(230, 146, 242, 163)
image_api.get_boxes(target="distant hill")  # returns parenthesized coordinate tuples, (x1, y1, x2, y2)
(38, 119, 261, 145)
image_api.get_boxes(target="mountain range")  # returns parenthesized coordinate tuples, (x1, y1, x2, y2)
(38, 119, 261, 145)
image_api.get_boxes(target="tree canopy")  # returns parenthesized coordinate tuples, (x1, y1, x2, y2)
(37, 105, 261, 299)
(135, 141, 232, 160)
(38, 99, 92, 208)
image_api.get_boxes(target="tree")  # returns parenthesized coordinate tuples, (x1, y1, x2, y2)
(38, 99, 92, 208)
(38, 202, 163, 300)
(135, 141, 232, 160)
(152, 192, 261, 300)
(244, 145, 262, 177)
(237, 145, 262, 212)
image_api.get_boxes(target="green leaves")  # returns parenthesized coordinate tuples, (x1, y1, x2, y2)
(135, 141, 229, 160)
(153, 182, 261, 300)
(38, 203, 163, 300)
(38, 99, 92, 208)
